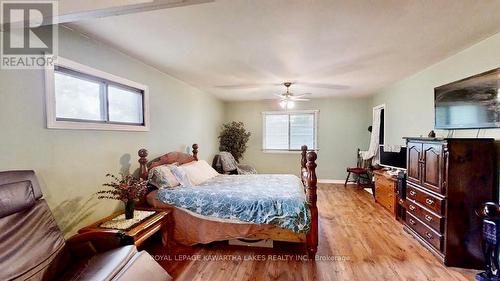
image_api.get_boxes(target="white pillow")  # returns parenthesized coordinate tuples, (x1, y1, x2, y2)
(180, 160, 219, 186)
(170, 165, 192, 187)
(148, 164, 180, 188)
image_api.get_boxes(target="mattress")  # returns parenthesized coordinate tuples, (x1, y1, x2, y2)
(147, 190, 274, 245)
(154, 174, 311, 233)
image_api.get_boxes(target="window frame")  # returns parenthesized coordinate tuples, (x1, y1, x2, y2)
(262, 110, 319, 153)
(45, 56, 150, 131)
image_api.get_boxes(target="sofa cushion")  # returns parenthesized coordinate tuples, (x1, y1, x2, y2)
(59, 245, 137, 281)
(111, 251, 173, 281)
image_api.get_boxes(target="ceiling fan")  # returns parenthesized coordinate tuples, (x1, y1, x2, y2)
(276, 82, 311, 109)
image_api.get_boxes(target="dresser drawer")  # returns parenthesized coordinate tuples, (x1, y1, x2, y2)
(406, 213, 443, 251)
(406, 184, 444, 215)
(375, 174, 394, 187)
(375, 177, 396, 214)
(406, 200, 444, 233)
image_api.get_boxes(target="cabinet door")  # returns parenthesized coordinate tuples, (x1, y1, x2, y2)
(422, 143, 444, 193)
(407, 142, 422, 185)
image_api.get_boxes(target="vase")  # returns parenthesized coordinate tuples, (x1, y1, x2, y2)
(125, 200, 135, 219)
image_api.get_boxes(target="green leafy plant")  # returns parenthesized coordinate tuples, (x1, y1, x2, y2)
(218, 121, 251, 162)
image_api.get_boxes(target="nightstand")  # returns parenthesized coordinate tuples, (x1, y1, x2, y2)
(79, 207, 172, 249)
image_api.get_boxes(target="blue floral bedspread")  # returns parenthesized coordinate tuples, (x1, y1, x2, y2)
(156, 174, 310, 233)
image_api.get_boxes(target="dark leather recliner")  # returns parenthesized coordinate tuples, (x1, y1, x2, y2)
(0, 170, 172, 281)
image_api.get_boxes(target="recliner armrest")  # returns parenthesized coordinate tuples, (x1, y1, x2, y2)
(66, 230, 132, 259)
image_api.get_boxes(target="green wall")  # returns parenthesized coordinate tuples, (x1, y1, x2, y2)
(372, 32, 500, 145)
(224, 98, 372, 180)
(371, 31, 500, 200)
(0, 27, 224, 236)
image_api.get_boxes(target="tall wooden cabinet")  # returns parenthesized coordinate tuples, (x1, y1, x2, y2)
(404, 137, 496, 269)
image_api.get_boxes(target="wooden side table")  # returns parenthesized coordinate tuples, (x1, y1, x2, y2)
(79, 207, 171, 249)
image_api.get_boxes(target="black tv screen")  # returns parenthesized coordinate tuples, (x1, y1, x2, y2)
(435, 68, 500, 129)
(379, 145, 407, 170)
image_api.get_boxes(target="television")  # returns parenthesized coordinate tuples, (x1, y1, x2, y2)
(379, 145, 407, 170)
(435, 67, 500, 129)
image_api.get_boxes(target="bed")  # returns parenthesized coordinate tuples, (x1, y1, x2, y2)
(137, 144, 318, 257)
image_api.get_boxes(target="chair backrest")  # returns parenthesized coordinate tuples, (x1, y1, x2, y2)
(212, 154, 224, 173)
(0, 170, 71, 281)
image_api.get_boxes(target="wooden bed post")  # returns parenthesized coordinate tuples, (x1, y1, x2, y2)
(301, 145, 307, 169)
(192, 143, 199, 161)
(306, 151, 318, 259)
(138, 148, 149, 180)
(300, 145, 308, 187)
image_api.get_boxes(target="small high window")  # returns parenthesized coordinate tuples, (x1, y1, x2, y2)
(45, 57, 149, 131)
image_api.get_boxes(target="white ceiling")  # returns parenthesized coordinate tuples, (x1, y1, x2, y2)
(68, 0, 500, 101)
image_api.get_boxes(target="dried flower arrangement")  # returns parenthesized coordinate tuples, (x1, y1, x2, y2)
(97, 173, 148, 219)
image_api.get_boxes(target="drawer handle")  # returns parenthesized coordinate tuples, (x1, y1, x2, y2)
(425, 232, 433, 239)
(409, 191, 416, 196)
(408, 205, 416, 211)
(409, 219, 416, 225)
(424, 215, 433, 222)
(425, 198, 434, 205)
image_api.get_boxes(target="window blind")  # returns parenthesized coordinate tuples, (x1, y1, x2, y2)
(263, 111, 317, 151)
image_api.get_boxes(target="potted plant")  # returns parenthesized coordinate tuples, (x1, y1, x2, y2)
(218, 121, 251, 162)
(97, 173, 148, 219)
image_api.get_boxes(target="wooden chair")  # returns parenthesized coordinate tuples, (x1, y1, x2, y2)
(344, 149, 374, 195)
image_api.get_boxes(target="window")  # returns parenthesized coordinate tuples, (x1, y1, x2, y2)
(45, 57, 149, 131)
(262, 110, 318, 151)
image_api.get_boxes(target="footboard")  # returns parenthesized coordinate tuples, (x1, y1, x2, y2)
(301, 145, 318, 258)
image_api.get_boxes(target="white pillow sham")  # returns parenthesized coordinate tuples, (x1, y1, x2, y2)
(171, 165, 193, 187)
(148, 164, 180, 189)
(180, 160, 219, 186)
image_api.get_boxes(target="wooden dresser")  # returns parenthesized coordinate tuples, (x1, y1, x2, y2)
(373, 170, 397, 216)
(403, 137, 496, 269)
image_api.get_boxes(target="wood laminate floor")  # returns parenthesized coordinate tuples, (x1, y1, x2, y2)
(147, 184, 478, 281)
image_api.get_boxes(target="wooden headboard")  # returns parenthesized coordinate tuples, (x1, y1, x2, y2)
(138, 144, 198, 180)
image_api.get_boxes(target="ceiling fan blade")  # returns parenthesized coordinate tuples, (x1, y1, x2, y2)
(290, 98, 310, 101)
(292, 93, 312, 98)
(295, 82, 349, 90)
(274, 93, 284, 98)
